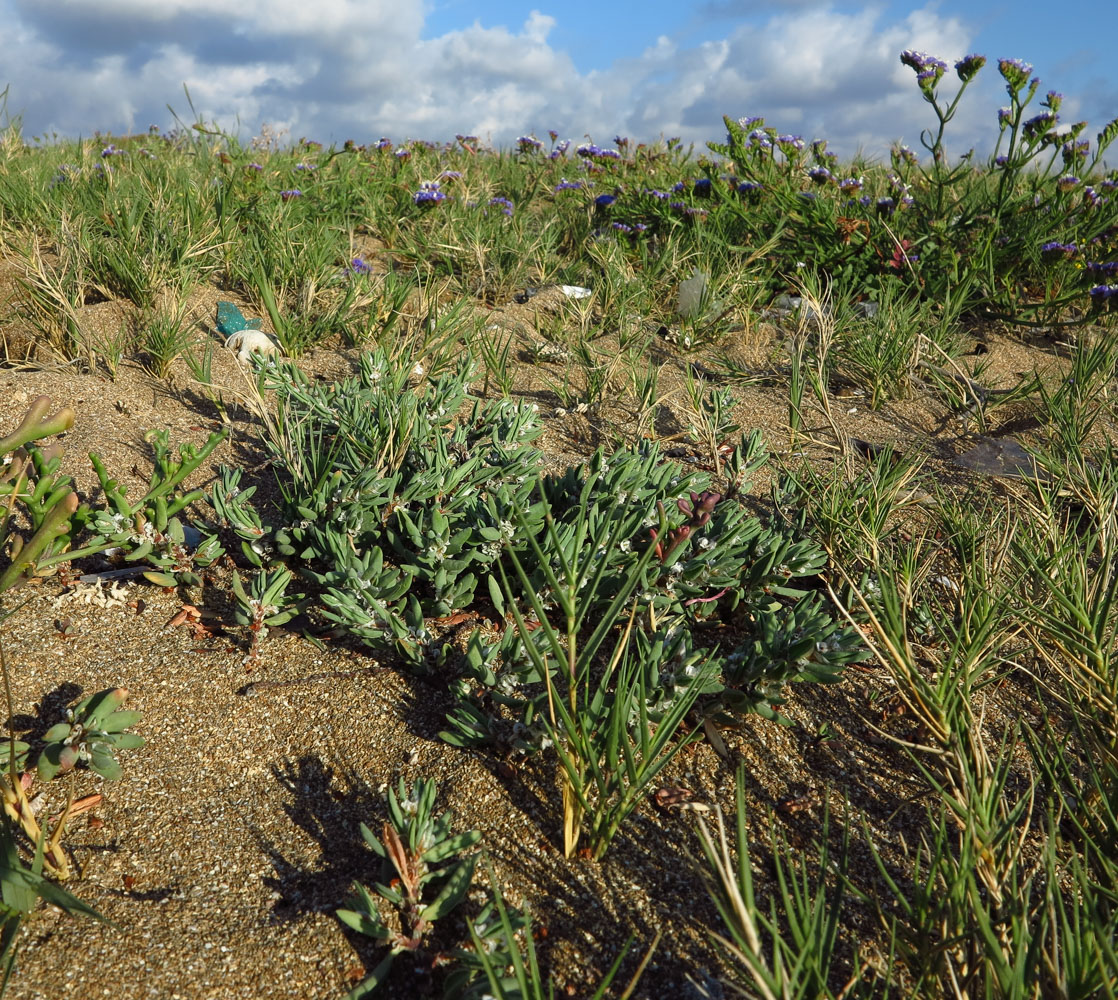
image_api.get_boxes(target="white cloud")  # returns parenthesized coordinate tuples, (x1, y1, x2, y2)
(0, 0, 1094, 159)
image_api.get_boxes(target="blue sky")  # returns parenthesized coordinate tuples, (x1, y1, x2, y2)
(2, 0, 1112, 161)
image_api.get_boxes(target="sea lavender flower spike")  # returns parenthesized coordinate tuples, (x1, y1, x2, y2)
(998, 58, 1033, 93)
(955, 54, 986, 83)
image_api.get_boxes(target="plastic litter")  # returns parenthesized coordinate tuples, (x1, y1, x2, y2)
(558, 285, 592, 299)
(677, 269, 720, 320)
(954, 436, 1043, 479)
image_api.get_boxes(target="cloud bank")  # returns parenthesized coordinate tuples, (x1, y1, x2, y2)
(0, 0, 1095, 159)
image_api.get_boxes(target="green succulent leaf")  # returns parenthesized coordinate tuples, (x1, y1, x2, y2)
(418, 854, 477, 924)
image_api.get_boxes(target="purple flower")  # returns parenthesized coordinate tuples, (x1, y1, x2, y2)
(1089, 285, 1118, 308)
(776, 134, 804, 151)
(839, 177, 863, 193)
(997, 107, 1013, 130)
(1056, 175, 1080, 192)
(693, 177, 713, 196)
(1040, 241, 1077, 258)
(375, 137, 392, 149)
(554, 178, 583, 192)
(348, 257, 372, 276)
(101, 143, 126, 157)
(1043, 91, 1063, 112)
(808, 166, 833, 185)
(280, 189, 302, 201)
(1086, 261, 1118, 277)
(549, 138, 571, 159)
(1085, 186, 1108, 208)
(994, 155, 1009, 167)
(293, 162, 317, 171)
(644, 187, 670, 200)
(246, 162, 263, 172)
(876, 197, 896, 216)
(736, 181, 762, 196)
(901, 49, 947, 89)
(954, 54, 986, 83)
(517, 135, 543, 152)
(439, 170, 462, 181)
(1023, 112, 1057, 141)
(894, 144, 918, 167)
(50, 164, 80, 186)
(414, 181, 445, 205)
(489, 196, 514, 216)
(611, 222, 633, 233)
(576, 143, 621, 160)
(594, 194, 617, 208)
(394, 147, 410, 160)
(737, 116, 764, 130)
(998, 58, 1033, 92)
(1062, 140, 1090, 167)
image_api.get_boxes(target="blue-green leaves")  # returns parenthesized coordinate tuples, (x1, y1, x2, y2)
(36, 687, 144, 783)
(337, 778, 482, 998)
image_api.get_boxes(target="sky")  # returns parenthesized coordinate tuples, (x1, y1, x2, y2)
(2, 0, 1112, 162)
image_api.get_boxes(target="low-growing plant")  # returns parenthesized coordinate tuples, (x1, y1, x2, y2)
(691, 767, 854, 1000)
(83, 426, 229, 588)
(465, 859, 652, 1000)
(497, 475, 712, 859)
(681, 369, 739, 470)
(835, 280, 963, 410)
(26, 686, 143, 784)
(775, 444, 928, 571)
(337, 778, 483, 997)
(139, 293, 195, 379)
(231, 565, 303, 665)
(0, 398, 86, 593)
(7, 227, 88, 360)
(0, 611, 142, 879)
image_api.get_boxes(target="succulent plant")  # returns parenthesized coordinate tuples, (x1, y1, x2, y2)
(0, 398, 85, 593)
(36, 687, 144, 782)
(83, 427, 228, 588)
(337, 778, 483, 997)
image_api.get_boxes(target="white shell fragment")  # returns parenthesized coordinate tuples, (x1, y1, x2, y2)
(225, 329, 283, 364)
